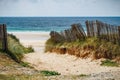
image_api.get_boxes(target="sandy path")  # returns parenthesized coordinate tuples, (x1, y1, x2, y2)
(10, 32, 120, 75)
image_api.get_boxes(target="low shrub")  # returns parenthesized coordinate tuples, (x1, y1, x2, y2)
(40, 70, 61, 76)
(79, 74, 88, 77)
(101, 59, 119, 67)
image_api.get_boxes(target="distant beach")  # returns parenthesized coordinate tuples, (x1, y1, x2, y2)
(8, 32, 50, 47)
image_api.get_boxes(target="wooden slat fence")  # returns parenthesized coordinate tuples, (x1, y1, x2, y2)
(86, 20, 120, 44)
(50, 20, 120, 45)
(0, 24, 8, 51)
(50, 23, 86, 42)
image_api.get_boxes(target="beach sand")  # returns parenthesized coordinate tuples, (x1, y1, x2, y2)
(10, 32, 120, 75)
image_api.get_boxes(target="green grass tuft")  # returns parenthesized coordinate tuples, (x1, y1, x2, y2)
(79, 74, 88, 77)
(101, 59, 119, 67)
(40, 70, 61, 76)
(25, 46, 34, 53)
(20, 62, 30, 67)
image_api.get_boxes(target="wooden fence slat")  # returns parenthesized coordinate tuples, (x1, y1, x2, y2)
(0, 24, 8, 51)
(118, 26, 120, 44)
(3, 24, 8, 51)
(85, 21, 91, 37)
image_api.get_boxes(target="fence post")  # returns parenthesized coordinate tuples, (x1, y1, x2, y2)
(0, 24, 8, 51)
(118, 26, 120, 44)
(96, 20, 100, 37)
(3, 24, 8, 51)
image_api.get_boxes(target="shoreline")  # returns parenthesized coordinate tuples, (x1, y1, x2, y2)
(8, 31, 50, 34)
(10, 31, 50, 47)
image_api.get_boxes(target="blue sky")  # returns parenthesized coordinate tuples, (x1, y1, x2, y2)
(0, 0, 120, 17)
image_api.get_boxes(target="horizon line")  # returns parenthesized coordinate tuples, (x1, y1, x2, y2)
(0, 16, 120, 17)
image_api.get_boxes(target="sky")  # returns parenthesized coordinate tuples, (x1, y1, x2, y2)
(0, 0, 120, 17)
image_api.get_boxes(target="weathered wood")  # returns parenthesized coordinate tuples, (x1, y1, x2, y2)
(3, 24, 8, 51)
(64, 30, 71, 42)
(0, 25, 3, 49)
(118, 26, 120, 37)
(118, 26, 120, 44)
(0, 24, 8, 51)
(71, 24, 86, 40)
(68, 29, 75, 41)
(96, 20, 100, 37)
(105, 23, 108, 41)
(85, 21, 91, 37)
(85, 20, 120, 45)
(50, 23, 86, 42)
(50, 31, 64, 42)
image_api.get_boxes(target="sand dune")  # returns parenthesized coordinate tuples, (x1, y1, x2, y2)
(11, 32, 120, 75)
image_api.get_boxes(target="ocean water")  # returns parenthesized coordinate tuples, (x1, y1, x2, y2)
(0, 17, 120, 32)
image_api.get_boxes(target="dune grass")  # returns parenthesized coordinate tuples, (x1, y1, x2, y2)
(0, 70, 60, 80)
(45, 37, 120, 60)
(45, 38, 59, 52)
(0, 74, 47, 80)
(7, 34, 34, 62)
